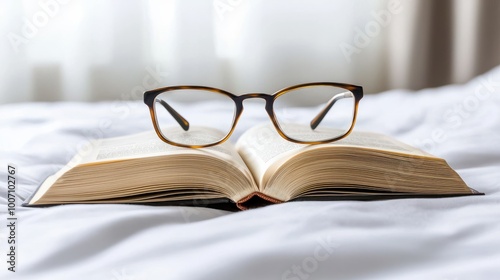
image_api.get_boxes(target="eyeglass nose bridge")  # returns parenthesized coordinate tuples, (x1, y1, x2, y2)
(237, 93, 274, 101)
(235, 93, 275, 116)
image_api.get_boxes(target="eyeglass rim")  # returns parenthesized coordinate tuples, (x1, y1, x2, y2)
(143, 83, 363, 148)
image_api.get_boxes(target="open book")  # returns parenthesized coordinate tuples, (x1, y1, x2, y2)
(24, 123, 481, 210)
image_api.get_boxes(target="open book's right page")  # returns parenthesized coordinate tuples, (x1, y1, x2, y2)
(235, 123, 434, 192)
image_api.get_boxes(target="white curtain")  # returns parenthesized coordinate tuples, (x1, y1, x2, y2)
(1, 0, 499, 104)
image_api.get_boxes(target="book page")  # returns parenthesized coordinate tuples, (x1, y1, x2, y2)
(82, 129, 249, 171)
(236, 123, 433, 189)
(236, 124, 308, 188)
(92, 129, 256, 191)
(30, 128, 256, 205)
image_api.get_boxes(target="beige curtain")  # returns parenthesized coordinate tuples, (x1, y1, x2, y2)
(386, 0, 500, 90)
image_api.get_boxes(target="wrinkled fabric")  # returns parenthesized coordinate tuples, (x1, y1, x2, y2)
(1, 67, 499, 279)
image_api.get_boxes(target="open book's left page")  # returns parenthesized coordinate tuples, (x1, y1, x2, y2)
(28, 129, 258, 205)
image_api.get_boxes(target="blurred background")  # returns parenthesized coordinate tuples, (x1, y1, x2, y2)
(1, 0, 500, 104)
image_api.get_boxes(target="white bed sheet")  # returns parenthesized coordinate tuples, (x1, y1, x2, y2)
(1, 67, 500, 280)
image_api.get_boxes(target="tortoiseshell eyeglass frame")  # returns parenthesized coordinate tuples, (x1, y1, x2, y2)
(143, 83, 363, 148)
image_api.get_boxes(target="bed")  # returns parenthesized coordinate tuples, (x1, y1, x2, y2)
(1, 66, 499, 280)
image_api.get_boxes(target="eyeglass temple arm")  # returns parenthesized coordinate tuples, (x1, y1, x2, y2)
(310, 92, 352, 130)
(155, 99, 190, 131)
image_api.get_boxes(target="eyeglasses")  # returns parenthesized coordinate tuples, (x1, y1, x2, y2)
(143, 83, 363, 148)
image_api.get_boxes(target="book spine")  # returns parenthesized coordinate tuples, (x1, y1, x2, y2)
(236, 192, 283, 210)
